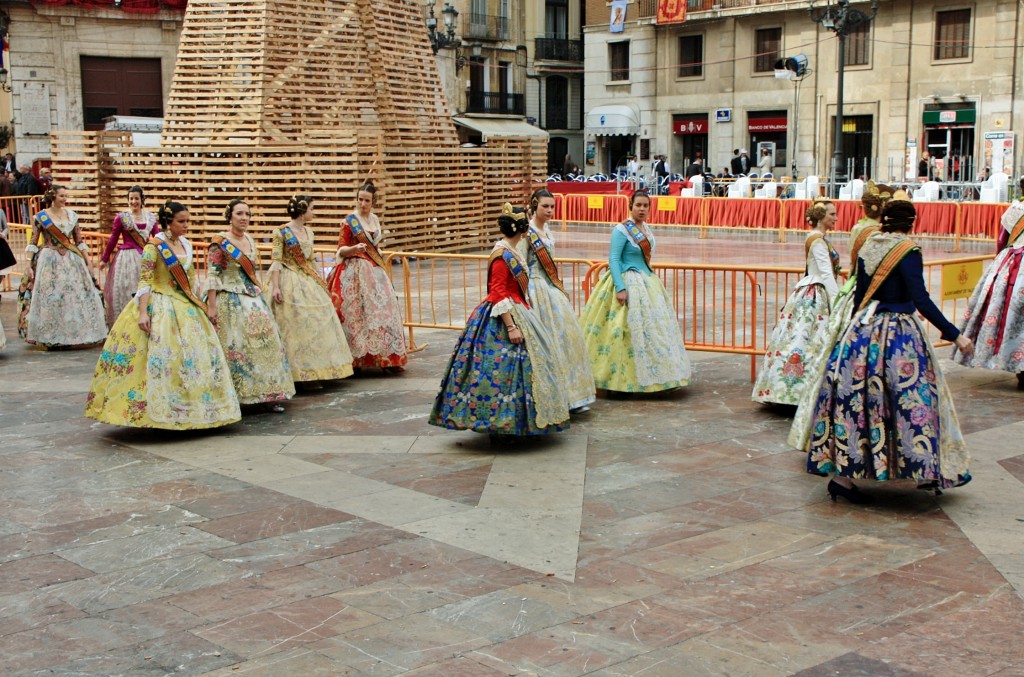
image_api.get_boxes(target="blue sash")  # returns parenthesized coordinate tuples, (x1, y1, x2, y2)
(153, 238, 208, 314)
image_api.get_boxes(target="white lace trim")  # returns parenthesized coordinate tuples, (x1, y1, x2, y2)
(860, 232, 910, 276)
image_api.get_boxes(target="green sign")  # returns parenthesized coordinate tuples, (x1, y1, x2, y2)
(923, 109, 976, 125)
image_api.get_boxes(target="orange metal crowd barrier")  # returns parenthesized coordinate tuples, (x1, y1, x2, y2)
(0, 218, 998, 381)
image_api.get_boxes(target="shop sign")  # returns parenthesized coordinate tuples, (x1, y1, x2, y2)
(747, 117, 788, 132)
(673, 119, 708, 134)
(923, 109, 976, 125)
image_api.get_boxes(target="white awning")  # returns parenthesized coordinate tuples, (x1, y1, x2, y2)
(586, 105, 640, 136)
(453, 116, 549, 141)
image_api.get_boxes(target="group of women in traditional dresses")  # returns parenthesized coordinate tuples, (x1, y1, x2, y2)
(0, 180, 407, 429)
(431, 189, 690, 438)
(9, 175, 1021, 503)
(786, 193, 976, 503)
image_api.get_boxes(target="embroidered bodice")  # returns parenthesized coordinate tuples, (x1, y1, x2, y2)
(205, 232, 262, 297)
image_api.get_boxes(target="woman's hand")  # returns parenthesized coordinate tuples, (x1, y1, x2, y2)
(207, 307, 218, 327)
(615, 290, 628, 305)
(138, 310, 152, 334)
(272, 286, 283, 304)
(26, 266, 34, 281)
(507, 326, 524, 345)
(954, 334, 974, 356)
(341, 243, 367, 257)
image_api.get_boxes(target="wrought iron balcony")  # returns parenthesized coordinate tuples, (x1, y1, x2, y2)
(535, 37, 583, 62)
(464, 12, 509, 41)
(466, 91, 525, 116)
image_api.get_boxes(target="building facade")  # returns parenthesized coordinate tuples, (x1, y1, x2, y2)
(0, 2, 183, 165)
(583, 0, 1024, 183)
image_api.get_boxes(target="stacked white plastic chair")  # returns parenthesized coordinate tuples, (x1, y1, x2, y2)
(728, 175, 752, 198)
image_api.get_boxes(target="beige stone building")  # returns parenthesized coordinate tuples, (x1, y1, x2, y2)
(583, 0, 1024, 184)
(0, 2, 183, 165)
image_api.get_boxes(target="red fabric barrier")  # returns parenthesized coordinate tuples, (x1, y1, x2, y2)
(783, 199, 862, 232)
(912, 202, 959, 236)
(959, 202, 1006, 238)
(707, 198, 782, 229)
(648, 196, 703, 226)
(564, 194, 629, 225)
(546, 181, 638, 196)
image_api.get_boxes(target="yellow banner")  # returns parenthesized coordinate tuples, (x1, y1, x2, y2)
(587, 195, 605, 210)
(657, 197, 677, 211)
(941, 260, 983, 300)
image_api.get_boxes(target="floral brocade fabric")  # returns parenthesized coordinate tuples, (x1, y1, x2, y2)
(805, 310, 970, 488)
(24, 212, 107, 348)
(752, 284, 831, 405)
(325, 216, 407, 369)
(429, 301, 568, 435)
(580, 269, 690, 393)
(269, 227, 354, 382)
(205, 235, 295, 404)
(952, 245, 1024, 373)
(85, 244, 241, 429)
(519, 229, 595, 410)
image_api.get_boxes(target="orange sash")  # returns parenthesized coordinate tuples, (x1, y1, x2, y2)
(120, 212, 150, 250)
(151, 238, 209, 314)
(36, 212, 86, 261)
(850, 225, 880, 268)
(623, 220, 653, 268)
(211, 235, 261, 291)
(856, 239, 919, 313)
(281, 226, 328, 292)
(345, 215, 387, 269)
(527, 228, 569, 299)
(1009, 215, 1024, 248)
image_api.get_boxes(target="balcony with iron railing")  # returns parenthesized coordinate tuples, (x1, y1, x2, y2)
(466, 91, 525, 116)
(535, 37, 584, 62)
(464, 12, 509, 41)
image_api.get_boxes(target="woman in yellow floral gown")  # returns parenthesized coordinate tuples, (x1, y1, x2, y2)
(269, 195, 354, 383)
(205, 199, 295, 411)
(85, 201, 241, 429)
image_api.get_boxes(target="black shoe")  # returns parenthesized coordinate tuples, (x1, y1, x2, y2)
(827, 479, 873, 504)
(1017, 372, 1024, 391)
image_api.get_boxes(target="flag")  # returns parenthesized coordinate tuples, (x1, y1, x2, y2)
(610, 0, 627, 33)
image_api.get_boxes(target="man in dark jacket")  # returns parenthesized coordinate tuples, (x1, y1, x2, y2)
(13, 166, 41, 196)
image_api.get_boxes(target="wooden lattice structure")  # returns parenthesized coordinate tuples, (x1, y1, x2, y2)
(49, 0, 545, 251)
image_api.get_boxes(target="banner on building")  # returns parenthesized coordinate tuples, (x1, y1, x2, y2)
(656, 0, 687, 24)
(610, 0, 627, 33)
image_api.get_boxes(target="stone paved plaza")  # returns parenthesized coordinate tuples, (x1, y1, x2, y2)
(2, 231, 1024, 676)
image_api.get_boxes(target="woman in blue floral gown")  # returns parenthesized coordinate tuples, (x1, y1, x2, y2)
(429, 204, 570, 437)
(802, 197, 974, 503)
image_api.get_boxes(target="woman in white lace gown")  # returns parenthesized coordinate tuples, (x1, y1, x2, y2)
(23, 185, 107, 348)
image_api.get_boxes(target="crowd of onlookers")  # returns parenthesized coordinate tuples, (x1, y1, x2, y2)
(1, 153, 51, 225)
(1, 153, 51, 200)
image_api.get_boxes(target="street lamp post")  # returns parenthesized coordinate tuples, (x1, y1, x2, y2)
(810, 0, 879, 192)
(775, 54, 810, 180)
